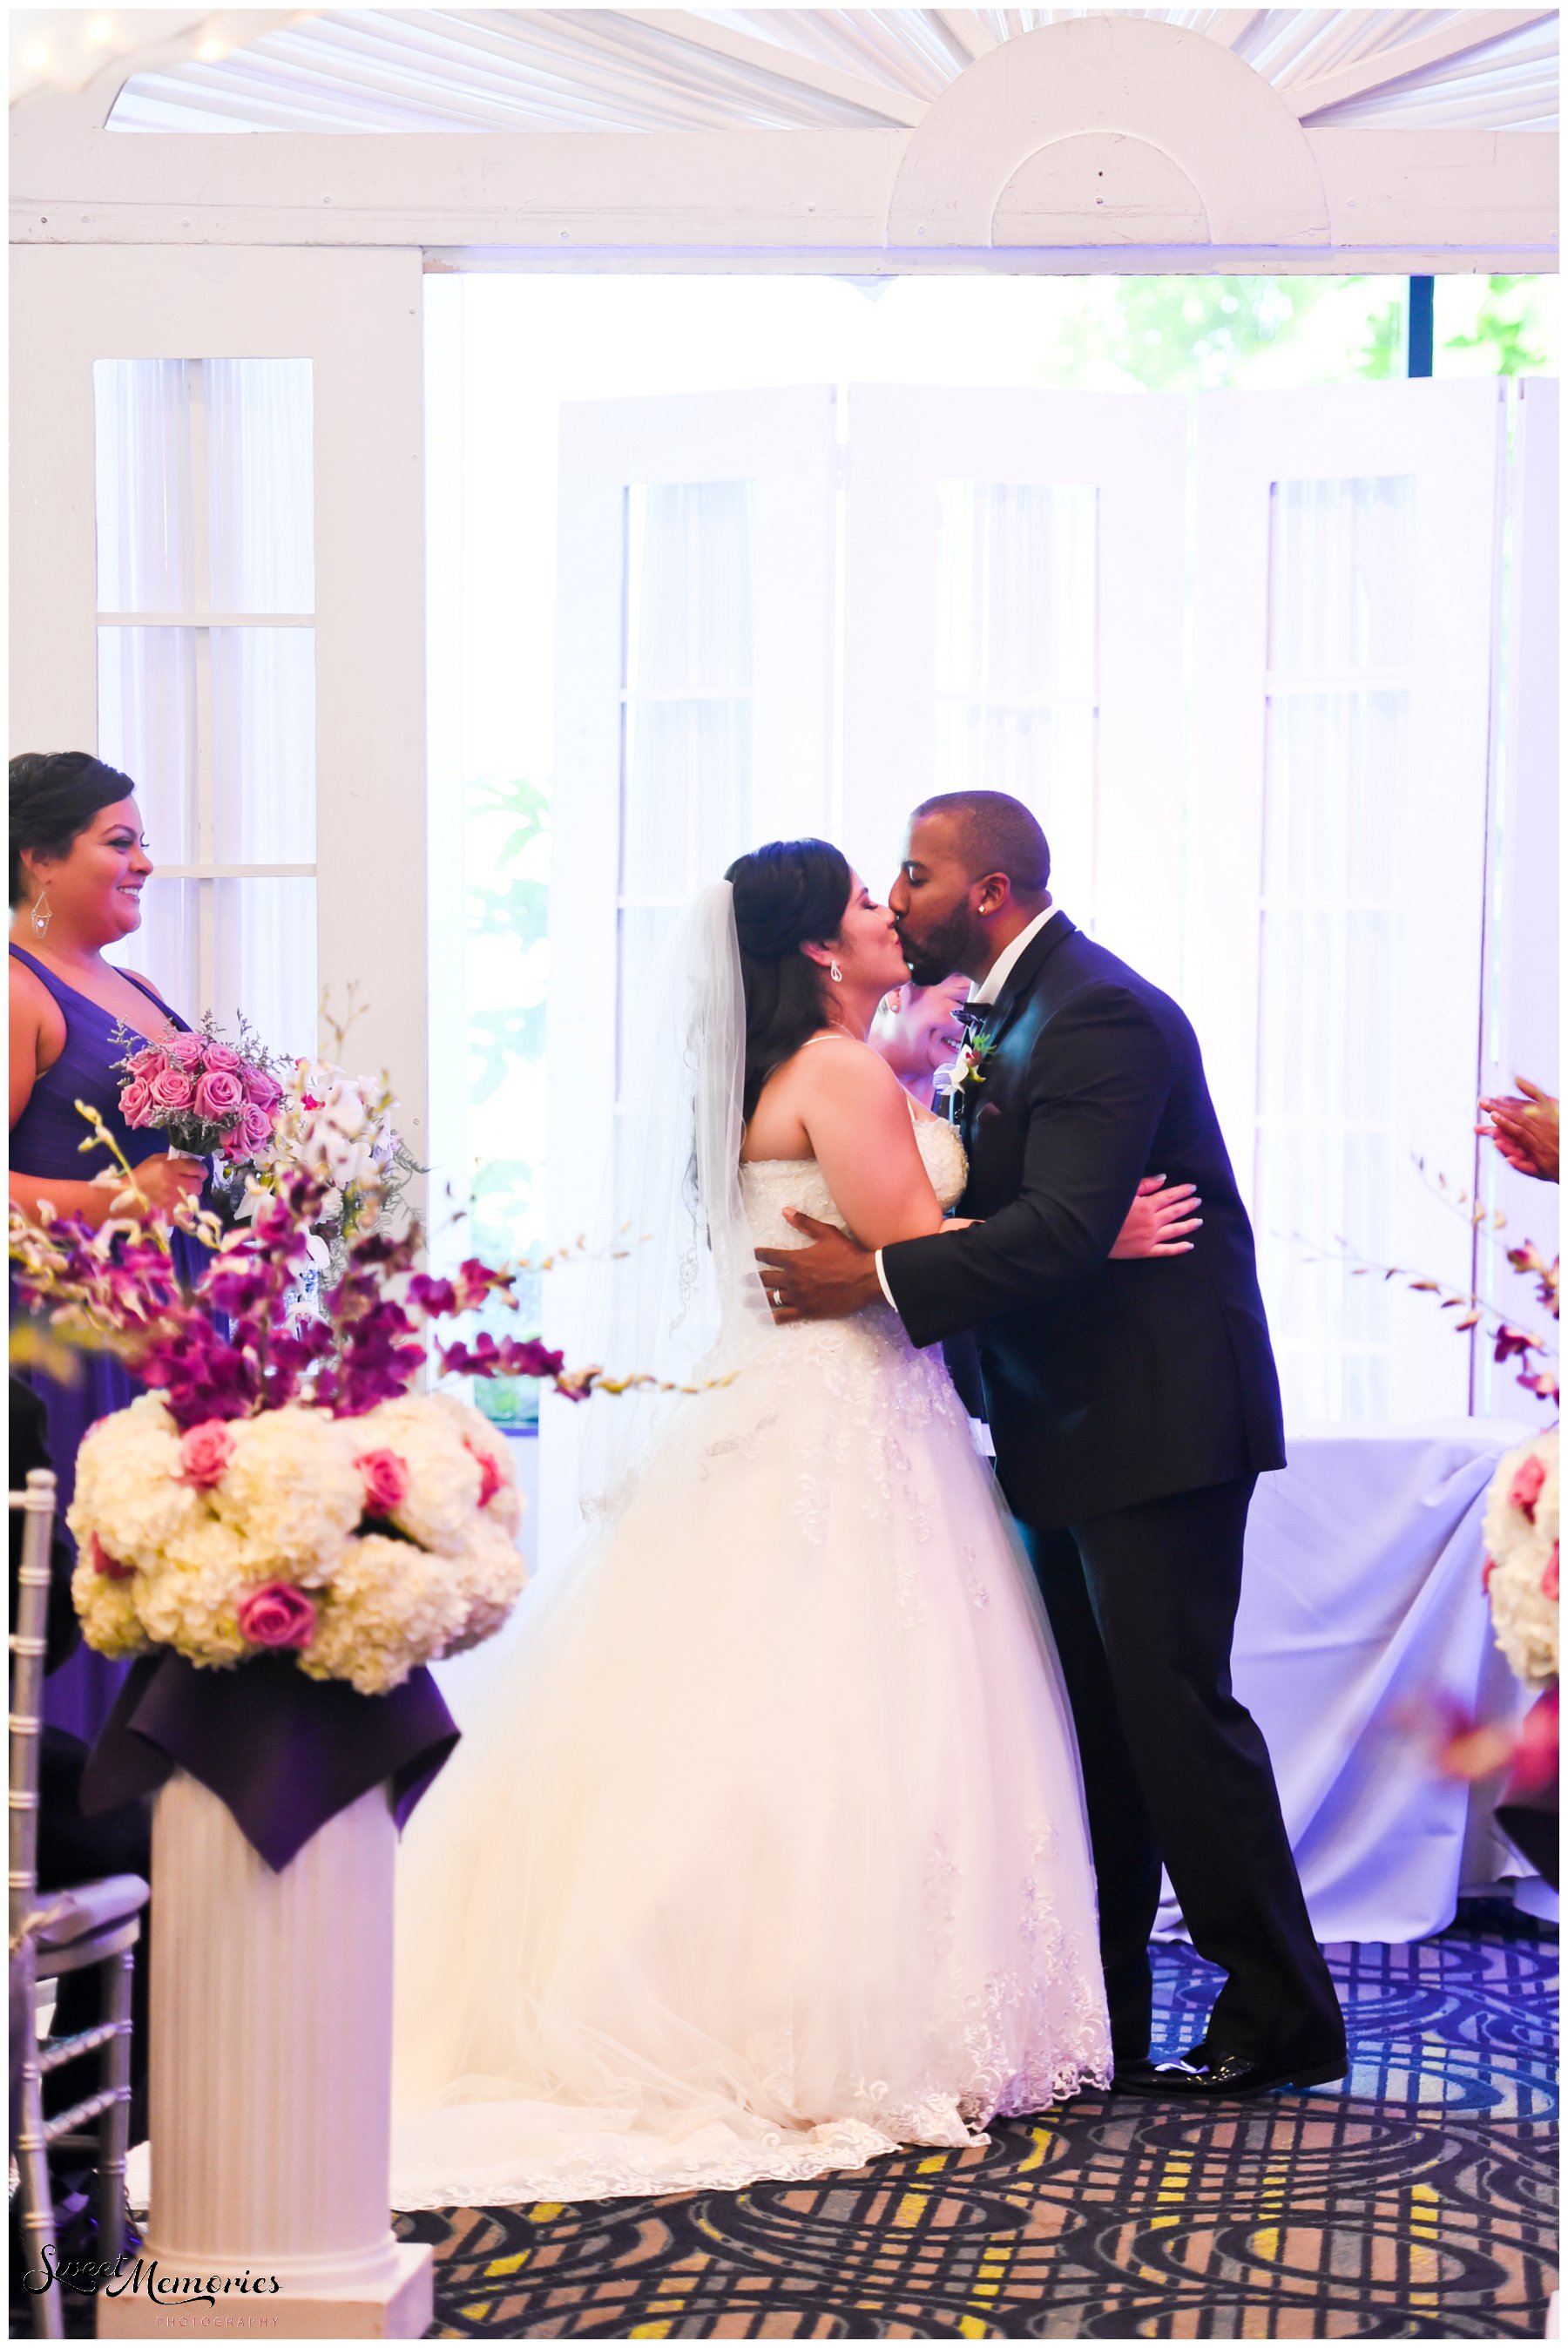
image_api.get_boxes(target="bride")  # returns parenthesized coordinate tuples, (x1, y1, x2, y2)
(389, 838, 1181, 2209)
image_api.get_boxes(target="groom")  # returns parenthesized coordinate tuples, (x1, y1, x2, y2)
(759, 790, 1346, 2098)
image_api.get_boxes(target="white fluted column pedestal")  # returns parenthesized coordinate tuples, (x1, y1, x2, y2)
(99, 1769, 432, 2339)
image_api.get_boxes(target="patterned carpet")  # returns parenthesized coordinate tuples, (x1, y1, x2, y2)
(395, 1902, 1558, 2341)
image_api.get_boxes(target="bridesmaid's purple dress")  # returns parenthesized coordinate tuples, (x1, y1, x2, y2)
(10, 944, 212, 1742)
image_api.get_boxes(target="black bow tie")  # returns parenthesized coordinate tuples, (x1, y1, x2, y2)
(954, 1001, 991, 1032)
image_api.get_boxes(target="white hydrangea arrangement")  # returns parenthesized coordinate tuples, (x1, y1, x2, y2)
(68, 1391, 529, 1697)
(1482, 1425, 1559, 1686)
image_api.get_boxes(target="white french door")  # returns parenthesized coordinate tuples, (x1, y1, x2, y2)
(1187, 381, 1507, 1423)
(542, 387, 838, 1560)
(841, 386, 1189, 994)
(1476, 376, 1558, 1420)
(10, 246, 428, 1185)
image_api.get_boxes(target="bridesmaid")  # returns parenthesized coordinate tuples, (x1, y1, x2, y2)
(10, 751, 210, 1739)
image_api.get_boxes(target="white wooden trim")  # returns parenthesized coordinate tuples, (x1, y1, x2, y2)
(613, 13, 929, 128)
(10, 10, 1556, 271)
(151, 864, 316, 880)
(930, 13, 998, 64)
(1474, 377, 1558, 1417)
(1288, 10, 1557, 121)
(97, 611, 315, 628)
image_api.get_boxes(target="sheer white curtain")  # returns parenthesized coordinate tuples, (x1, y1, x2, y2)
(933, 481, 1098, 904)
(1255, 476, 1416, 1422)
(93, 357, 319, 1059)
(618, 481, 752, 1097)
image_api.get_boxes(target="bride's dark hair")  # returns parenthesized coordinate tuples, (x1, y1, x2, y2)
(726, 837, 851, 1121)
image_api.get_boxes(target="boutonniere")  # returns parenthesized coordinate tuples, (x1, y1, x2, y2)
(947, 1029, 997, 1112)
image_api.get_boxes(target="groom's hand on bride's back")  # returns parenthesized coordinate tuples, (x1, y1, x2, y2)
(757, 1213, 882, 1321)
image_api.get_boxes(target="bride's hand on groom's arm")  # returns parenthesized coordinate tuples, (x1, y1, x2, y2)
(757, 1213, 884, 1322)
(1110, 1175, 1202, 1259)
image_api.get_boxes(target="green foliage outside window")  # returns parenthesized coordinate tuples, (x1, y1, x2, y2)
(467, 775, 550, 1429)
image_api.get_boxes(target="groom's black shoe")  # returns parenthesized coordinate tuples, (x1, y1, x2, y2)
(1112, 2040, 1347, 2099)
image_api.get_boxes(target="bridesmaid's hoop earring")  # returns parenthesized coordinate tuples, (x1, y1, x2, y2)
(30, 888, 51, 937)
(829, 960, 843, 983)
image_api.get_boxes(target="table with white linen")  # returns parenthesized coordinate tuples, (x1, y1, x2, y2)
(1156, 1418, 1552, 1946)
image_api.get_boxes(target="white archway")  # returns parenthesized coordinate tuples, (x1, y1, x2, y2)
(887, 17, 1329, 251)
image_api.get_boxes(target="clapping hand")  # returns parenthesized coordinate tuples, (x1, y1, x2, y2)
(1478, 1079, 1559, 1185)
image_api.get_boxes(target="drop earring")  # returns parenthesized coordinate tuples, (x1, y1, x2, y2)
(30, 888, 51, 938)
(829, 960, 843, 983)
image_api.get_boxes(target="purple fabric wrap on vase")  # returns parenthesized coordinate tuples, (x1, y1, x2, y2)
(80, 1649, 461, 1871)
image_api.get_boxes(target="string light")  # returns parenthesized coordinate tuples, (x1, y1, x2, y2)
(85, 15, 114, 42)
(24, 40, 49, 71)
(198, 37, 227, 61)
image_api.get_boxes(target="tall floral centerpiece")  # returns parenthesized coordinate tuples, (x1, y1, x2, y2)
(10, 1108, 688, 2338)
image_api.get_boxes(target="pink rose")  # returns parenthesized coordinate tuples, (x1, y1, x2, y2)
(1544, 1543, 1559, 1602)
(176, 1420, 235, 1490)
(243, 1069, 283, 1112)
(194, 1068, 246, 1122)
(236, 1582, 317, 1652)
(356, 1448, 409, 1517)
(238, 1103, 276, 1154)
(168, 1032, 206, 1070)
(463, 1437, 504, 1510)
(1510, 1454, 1548, 1524)
(149, 1066, 195, 1112)
(201, 1045, 243, 1075)
(125, 1046, 162, 1080)
(119, 1078, 154, 1127)
(1482, 1555, 1497, 1590)
(89, 1533, 135, 1583)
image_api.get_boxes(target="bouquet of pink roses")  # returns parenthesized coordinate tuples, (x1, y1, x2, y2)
(116, 1014, 284, 1171)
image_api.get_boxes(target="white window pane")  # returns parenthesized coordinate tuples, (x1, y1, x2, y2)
(622, 699, 750, 898)
(206, 360, 314, 616)
(934, 700, 1095, 809)
(210, 629, 316, 863)
(107, 876, 199, 1018)
(1257, 476, 1416, 1423)
(1267, 477, 1415, 673)
(936, 482, 1097, 700)
(96, 626, 198, 863)
(213, 878, 317, 1061)
(93, 360, 193, 614)
(616, 903, 679, 1106)
(625, 483, 752, 695)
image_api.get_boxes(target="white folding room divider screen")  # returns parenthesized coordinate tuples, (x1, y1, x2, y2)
(544, 377, 1554, 1551)
(1188, 381, 1518, 1423)
(10, 247, 429, 1191)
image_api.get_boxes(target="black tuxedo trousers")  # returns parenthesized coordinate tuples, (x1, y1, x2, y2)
(1023, 1481, 1342, 2065)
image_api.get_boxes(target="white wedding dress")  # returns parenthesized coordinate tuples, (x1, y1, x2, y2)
(389, 1117, 1112, 2209)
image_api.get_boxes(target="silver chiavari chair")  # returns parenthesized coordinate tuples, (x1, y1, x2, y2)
(10, 1465, 149, 2339)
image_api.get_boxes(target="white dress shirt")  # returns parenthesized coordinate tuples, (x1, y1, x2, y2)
(873, 903, 1060, 1308)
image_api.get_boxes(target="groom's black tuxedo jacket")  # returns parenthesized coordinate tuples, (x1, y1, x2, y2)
(882, 915, 1285, 1530)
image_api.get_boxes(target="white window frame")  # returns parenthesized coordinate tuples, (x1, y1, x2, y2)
(542, 386, 838, 1559)
(841, 384, 1190, 992)
(10, 245, 429, 1196)
(1187, 378, 1508, 1419)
